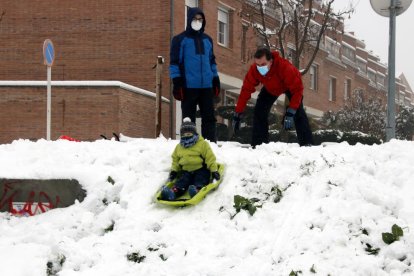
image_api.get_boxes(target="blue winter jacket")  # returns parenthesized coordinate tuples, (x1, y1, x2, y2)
(169, 8, 218, 89)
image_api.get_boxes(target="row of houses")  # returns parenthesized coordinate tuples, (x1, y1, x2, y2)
(0, 0, 412, 143)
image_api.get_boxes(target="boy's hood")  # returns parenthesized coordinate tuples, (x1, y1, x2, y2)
(186, 7, 206, 33)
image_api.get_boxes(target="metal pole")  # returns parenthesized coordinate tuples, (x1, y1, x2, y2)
(47, 66, 52, 140)
(386, 0, 396, 141)
(155, 56, 164, 137)
(170, 0, 174, 138)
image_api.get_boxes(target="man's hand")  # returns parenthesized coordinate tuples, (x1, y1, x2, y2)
(172, 77, 184, 101)
(283, 108, 296, 130)
(212, 76, 221, 97)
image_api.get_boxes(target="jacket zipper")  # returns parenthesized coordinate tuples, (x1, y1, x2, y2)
(196, 37, 204, 87)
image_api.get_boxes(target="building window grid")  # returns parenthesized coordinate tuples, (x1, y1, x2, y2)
(344, 79, 351, 100)
(218, 8, 229, 47)
(325, 37, 340, 58)
(357, 59, 367, 74)
(287, 47, 297, 63)
(377, 74, 385, 86)
(241, 24, 248, 62)
(310, 64, 318, 91)
(329, 77, 337, 102)
(185, 0, 199, 28)
(342, 45, 355, 61)
(368, 68, 376, 83)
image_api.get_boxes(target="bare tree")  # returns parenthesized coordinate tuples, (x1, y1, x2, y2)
(239, 0, 354, 75)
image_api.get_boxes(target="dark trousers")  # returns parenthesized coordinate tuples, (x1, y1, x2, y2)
(182, 88, 217, 142)
(252, 88, 314, 147)
(173, 168, 211, 197)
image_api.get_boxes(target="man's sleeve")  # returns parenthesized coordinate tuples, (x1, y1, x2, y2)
(235, 66, 259, 113)
(280, 59, 304, 110)
(169, 35, 182, 79)
(208, 36, 218, 77)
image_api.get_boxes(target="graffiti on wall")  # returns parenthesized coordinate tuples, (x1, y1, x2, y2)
(0, 179, 86, 216)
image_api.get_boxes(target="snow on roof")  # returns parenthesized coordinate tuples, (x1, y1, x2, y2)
(341, 41, 356, 50)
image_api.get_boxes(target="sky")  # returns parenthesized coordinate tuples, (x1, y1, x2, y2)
(0, 136, 414, 275)
(332, 0, 414, 89)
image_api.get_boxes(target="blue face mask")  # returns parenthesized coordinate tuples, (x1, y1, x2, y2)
(257, 65, 269, 76)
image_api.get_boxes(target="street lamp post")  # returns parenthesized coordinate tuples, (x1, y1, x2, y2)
(370, 0, 413, 142)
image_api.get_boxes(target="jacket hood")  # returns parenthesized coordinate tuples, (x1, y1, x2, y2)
(186, 7, 206, 33)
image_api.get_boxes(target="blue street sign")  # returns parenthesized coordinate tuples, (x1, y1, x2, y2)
(43, 39, 55, 66)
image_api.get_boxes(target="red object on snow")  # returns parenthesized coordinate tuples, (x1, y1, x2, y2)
(58, 135, 80, 142)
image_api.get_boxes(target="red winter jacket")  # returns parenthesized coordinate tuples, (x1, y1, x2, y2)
(235, 51, 304, 113)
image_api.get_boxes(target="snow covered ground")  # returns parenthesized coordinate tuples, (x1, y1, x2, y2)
(0, 137, 413, 276)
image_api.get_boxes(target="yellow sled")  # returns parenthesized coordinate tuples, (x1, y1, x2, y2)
(155, 163, 225, 207)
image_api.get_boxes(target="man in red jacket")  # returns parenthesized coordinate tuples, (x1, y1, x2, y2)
(233, 47, 313, 147)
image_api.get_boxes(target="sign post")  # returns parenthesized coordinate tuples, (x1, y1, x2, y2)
(155, 56, 164, 137)
(43, 39, 55, 141)
(370, 0, 413, 141)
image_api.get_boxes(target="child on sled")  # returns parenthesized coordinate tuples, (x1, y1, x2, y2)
(161, 117, 220, 201)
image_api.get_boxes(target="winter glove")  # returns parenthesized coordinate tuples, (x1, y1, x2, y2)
(168, 171, 178, 181)
(283, 108, 296, 130)
(172, 77, 184, 101)
(232, 112, 242, 133)
(212, 171, 220, 181)
(212, 76, 221, 97)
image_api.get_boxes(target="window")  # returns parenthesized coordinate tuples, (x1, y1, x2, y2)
(241, 24, 248, 62)
(377, 74, 385, 87)
(342, 45, 355, 61)
(329, 77, 337, 101)
(310, 64, 318, 91)
(256, 34, 267, 48)
(185, 0, 199, 28)
(356, 57, 367, 74)
(368, 68, 376, 83)
(287, 47, 297, 63)
(218, 8, 229, 47)
(224, 93, 235, 106)
(325, 37, 340, 58)
(344, 79, 351, 100)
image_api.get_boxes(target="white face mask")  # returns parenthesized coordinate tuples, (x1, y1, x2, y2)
(191, 20, 202, 31)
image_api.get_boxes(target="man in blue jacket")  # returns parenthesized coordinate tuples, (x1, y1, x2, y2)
(169, 7, 220, 142)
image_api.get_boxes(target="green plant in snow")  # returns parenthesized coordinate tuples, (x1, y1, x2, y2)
(382, 224, 404, 245)
(310, 264, 316, 273)
(107, 176, 115, 185)
(127, 252, 146, 263)
(289, 270, 302, 276)
(233, 195, 260, 217)
(271, 186, 283, 203)
(46, 254, 66, 276)
(104, 221, 115, 233)
(364, 243, 380, 255)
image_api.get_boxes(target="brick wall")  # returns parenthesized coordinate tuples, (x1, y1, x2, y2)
(0, 0, 171, 96)
(0, 85, 170, 144)
(0, 0, 394, 141)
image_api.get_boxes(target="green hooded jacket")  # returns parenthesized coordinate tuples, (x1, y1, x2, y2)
(171, 136, 218, 172)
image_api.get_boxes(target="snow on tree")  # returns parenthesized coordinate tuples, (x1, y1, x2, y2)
(396, 105, 414, 140)
(322, 89, 386, 139)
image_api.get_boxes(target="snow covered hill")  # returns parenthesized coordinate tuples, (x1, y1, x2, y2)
(0, 137, 413, 276)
